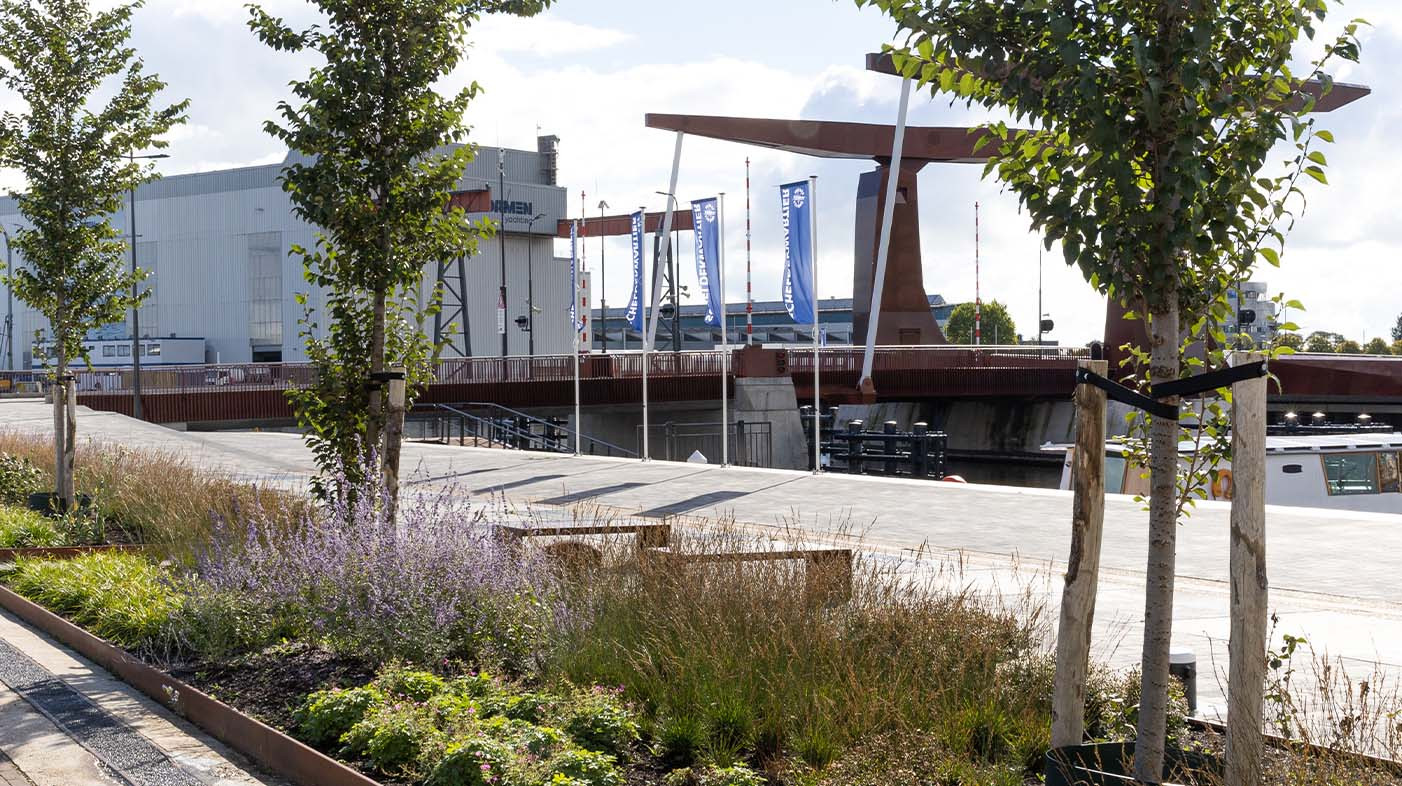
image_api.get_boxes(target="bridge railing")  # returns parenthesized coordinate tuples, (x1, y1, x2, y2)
(784, 345, 1085, 373)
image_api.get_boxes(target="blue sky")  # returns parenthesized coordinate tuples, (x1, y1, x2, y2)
(2, 0, 1397, 345)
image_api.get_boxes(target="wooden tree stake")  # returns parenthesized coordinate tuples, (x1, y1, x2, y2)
(1226, 350, 1268, 786)
(1052, 358, 1108, 748)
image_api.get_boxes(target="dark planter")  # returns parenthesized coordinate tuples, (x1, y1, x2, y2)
(1045, 742, 1223, 786)
(26, 492, 93, 517)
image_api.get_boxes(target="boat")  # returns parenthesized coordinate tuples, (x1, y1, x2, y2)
(1054, 426, 1402, 515)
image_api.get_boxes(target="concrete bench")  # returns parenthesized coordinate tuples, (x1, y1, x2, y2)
(642, 546, 854, 604)
(495, 522, 671, 551)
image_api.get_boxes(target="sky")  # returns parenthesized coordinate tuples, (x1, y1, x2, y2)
(2, 0, 1398, 346)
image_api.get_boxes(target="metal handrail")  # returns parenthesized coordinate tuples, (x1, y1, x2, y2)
(424, 404, 560, 452)
(431, 402, 637, 458)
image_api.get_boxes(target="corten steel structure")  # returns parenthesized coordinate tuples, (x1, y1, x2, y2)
(862, 52, 1371, 367)
(645, 112, 1004, 348)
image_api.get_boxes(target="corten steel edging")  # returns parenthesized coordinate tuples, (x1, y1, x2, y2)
(0, 545, 142, 561)
(0, 585, 382, 786)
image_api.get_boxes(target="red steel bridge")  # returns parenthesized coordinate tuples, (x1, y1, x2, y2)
(4, 346, 1399, 426)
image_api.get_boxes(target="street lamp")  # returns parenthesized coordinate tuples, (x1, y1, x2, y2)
(1, 224, 14, 372)
(524, 212, 546, 356)
(597, 200, 609, 353)
(128, 151, 169, 421)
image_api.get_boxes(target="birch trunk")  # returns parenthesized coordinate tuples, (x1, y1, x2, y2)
(367, 284, 387, 461)
(1226, 350, 1268, 786)
(1134, 303, 1181, 784)
(1051, 358, 1109, 748)
(52, 345, 67, 509)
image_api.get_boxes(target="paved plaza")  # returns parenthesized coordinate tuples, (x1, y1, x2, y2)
(1, 398, 1400, 780)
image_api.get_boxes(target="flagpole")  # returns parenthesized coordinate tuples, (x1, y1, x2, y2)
(640, 205, 651, 462)
(744, 158, 754, 345)
(572, 219, 582, 456)
(809, 174, 820, 475)
(718, 193, 729, 467)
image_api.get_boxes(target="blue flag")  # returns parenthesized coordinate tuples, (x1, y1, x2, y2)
(780, 180, 815, 324)
(569, 220, 580, 333)
(626, 210, 645, 332)
(691, 198, 722, 327)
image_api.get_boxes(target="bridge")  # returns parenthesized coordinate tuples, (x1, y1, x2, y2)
(4, 346, 1399, 428)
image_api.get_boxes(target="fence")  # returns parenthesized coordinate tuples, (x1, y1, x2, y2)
(634, 421, 773, 467)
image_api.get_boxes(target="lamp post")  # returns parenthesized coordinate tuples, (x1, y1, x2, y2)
(525, 212, 545, 356)
(128, 151, 169, 421)
(1, 224, 13, 372)
(597, 200, 609, 353)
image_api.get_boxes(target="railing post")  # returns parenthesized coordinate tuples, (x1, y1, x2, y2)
(883, 420, 899, 476)
(912, 421, 929, 478)
(1051, 358, 1108, 748)
(1226, 351, 1268, 786)
(847, 419, 864, 475)
(735, 419, 747, 466)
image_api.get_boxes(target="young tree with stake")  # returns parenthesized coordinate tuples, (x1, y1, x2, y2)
(0, 0, 187, 509)
(856, 0, 1362, 780)
(247, 0, 553, 504)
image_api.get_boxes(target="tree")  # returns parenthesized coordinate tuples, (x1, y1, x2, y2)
(858, 0, 1362, 779)
(1272, 332, 1304, 352)
(1392, 339, 1402, 356)
(1305, 330, 1342, 352)
(1363, 337, 1392, 355)
(944, 299, 1017, 345)
(1337, 338, 1362, 354)
(0, 0, 186, 508)
(248, 0, 552, 505)
(1392, 313, 1402, 342)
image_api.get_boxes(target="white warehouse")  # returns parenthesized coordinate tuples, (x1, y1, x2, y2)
(0, 136, 584, 370)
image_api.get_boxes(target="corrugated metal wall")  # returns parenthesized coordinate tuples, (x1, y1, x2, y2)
(0, 144, 570, 369)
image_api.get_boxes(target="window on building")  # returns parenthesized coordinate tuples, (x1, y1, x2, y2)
(247, 232, 284, 348)
(148, 344, 161, 357)
(102, 346, 116, 358)
(118, 344, 130, 357)
(1104, 453, 1127, 495)
(1380, 452, 1400, 494)
(1322, 453, 1379, 496)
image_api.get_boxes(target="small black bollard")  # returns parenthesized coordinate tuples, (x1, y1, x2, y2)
(1169, 648, 1198, 715)
(846, 419, 865, 475)
(883, 420, 900, 475)
(912, 421, 929, 478)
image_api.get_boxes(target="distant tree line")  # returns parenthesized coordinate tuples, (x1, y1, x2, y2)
(1274, 322, 1402, 355)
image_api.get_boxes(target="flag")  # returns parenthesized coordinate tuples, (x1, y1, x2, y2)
(691, 198, 722, 326)
(569, 220, 581, 333)
(626, 210, 645, 332)
(780, 180, 815, 324)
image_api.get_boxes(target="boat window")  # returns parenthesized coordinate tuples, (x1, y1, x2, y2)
(1105, 454, 1127, 495)
(1281, 464, 1303, 474)
(1322, 453, 1379, 496)
(1381, 452, 1400, 494)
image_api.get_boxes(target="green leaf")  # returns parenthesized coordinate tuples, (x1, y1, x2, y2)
(1304, 166, 1329, 184)
(1259, 247, 1280, 266)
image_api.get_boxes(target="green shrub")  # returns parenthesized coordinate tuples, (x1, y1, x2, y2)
(295, 686, 384, 748)
(425, 736, 513, 786)
(503, 691, 555, 723)
(375, 667, 448, 702)
(548, 749, 623, 786)
(704, 698, 755, 766)
(561, 687, 639, 757)
(0, 507, 63, 548)
(0, 454, 44, 506)
(6, 553, 181, 652)
(664, 765, 767, 786)
(479, 715, 566, 758)
(340, 702, 443, 775)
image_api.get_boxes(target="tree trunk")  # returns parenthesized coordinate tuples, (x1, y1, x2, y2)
(1134, 303, 1181, 784)
(1226, 350, 1268, 786)
(64, 373, 76, 505)
(1051, 358, 1109, 748)
(52, 346, 67, 508)
(382, 366, 406, 510)
(366, 283, 387, 466)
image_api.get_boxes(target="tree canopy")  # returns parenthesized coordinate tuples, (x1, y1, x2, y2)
(944, 300, 1017, 345)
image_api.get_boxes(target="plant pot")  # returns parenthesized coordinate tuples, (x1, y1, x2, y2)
(27, 492, 93, 517)
(1044, 741, 1223, 786)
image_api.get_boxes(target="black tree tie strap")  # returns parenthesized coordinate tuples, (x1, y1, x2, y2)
(1075, 367, 1179, 420)
(1150, 360, 1268, 400)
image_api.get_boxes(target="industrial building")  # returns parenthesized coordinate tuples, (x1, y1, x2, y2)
(0, 137, 578, 370)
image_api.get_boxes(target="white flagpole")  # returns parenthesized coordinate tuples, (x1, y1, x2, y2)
(640, 206, 651, 462)
(572, 219, 582, 456)
(860, 75, 912, 394)
(809, 175, 821, 474)
(718, 193, 729, 467)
